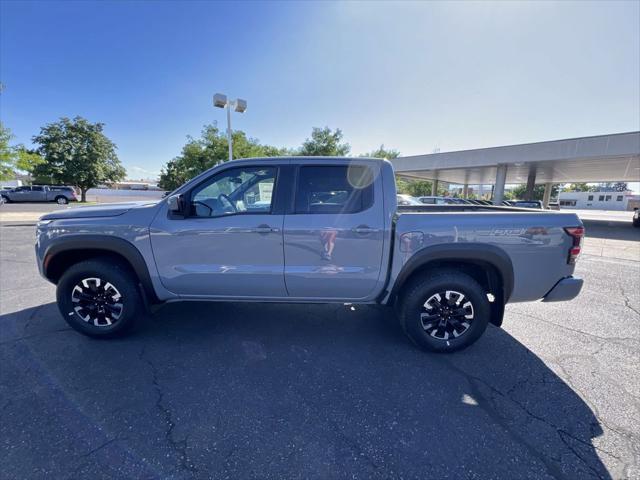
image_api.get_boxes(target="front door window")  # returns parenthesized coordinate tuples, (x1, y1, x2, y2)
(191, 167, 277, 217)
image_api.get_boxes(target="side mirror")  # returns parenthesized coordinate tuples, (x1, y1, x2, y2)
(167, 194, 186, 216)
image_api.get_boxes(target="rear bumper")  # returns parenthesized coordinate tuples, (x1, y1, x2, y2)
(542, 276, 583, 302)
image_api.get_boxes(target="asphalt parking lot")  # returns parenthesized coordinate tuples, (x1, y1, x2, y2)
(1, 222, 639, 479)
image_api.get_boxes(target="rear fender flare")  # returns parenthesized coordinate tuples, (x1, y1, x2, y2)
(390, 243, 514, 303)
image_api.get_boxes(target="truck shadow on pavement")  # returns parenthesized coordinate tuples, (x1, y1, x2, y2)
(1, 301, 613, 479)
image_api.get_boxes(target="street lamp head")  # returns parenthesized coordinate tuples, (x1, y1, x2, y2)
(213, 92, 246, 162)
(213, 93, 227, 108)
(234, 98, 247, 113)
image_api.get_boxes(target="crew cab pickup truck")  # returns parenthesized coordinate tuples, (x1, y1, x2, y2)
(35, 157, 585, 352)
(2, 185, 77, 204)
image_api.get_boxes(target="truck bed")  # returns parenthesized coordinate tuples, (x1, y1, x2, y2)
(390, 207, 582, 303)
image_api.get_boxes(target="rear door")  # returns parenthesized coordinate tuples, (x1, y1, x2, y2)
(283, 162, 385, 300)
(29, 186, 46, 201)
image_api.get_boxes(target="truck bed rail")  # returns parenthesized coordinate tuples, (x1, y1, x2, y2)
(397, 204, 547, 213)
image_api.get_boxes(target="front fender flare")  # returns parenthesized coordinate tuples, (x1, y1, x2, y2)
(43, 234, 158, 303)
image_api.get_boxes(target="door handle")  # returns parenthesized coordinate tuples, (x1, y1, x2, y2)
(253, 225, 279, 234)
(352, 226, 378, 235)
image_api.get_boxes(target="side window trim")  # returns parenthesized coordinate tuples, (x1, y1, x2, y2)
(272, 165, 295, 215)
(185, 165, 280, 219)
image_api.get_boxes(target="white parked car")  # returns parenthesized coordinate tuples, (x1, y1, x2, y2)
(397, 194, 423, 206)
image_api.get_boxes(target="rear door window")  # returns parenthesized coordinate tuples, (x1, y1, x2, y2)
(295, 165, 374, 214)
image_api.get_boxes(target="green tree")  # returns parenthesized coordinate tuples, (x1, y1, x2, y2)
(405, 180, 433, 197)
(503, 189, 517, 201)
(362, 144, 400, 159)
(15, 147, 44, 175)
(395, 176, 410, 194)
(158, 125, 287, 191)
(32, 117, 126, 202)
(563, 183, 596, 192)
(0, 122, 15, 180)
(0, 123, 45, 180)
(298, 127, 350, 156)
(511, 183, 560, 200)
(583, 181, 629, 192)
(396, 179, 449, 197)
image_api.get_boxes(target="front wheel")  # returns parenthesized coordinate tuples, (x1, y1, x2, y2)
(399, 270, 491, 353)
(56, 259, 143, 337)
(55, 196, 69, 205)
(0, 195, 9, 204)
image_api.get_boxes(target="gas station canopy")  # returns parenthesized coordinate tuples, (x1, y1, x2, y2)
(391, 131, 640, 185)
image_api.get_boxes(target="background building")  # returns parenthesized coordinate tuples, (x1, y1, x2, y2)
(558, 191, 640, 211)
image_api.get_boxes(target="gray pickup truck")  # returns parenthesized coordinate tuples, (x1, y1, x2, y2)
(35, 157, 585, 352)
(2, 185, 77, 204)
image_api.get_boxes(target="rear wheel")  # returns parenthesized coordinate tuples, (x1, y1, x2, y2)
(399, 270, 491, 353)
(55, 196, 69, 205)
(56, 259, 143, 337)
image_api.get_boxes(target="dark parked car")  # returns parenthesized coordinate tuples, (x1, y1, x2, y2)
(503, 200, 544, 209)
(418, 196, 472, 205)
(512, 200, 543, 209)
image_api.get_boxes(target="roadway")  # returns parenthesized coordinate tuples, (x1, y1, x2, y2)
(0, 222, 638, 479)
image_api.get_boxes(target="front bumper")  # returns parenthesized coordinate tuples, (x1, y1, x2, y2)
(542, 276, 583, 302)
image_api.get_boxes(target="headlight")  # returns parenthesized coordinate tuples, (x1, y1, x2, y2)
(37, 220, 53, 228)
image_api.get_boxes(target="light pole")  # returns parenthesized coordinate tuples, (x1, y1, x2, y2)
(213, 93, 247, 161)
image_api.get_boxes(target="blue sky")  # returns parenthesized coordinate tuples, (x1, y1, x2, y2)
(1, 0, 639, 183)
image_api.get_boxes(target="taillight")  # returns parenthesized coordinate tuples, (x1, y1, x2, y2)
(564, 226, 585, 264)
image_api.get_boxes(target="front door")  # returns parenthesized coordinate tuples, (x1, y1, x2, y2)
(11, 186, 31, 201)
(283, 163, 385, 300)
(150, 165, 287, 298)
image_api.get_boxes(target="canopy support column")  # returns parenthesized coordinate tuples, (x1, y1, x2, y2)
(543, 183, 553, 208)
(524, 165, 537, 200)
(493, 165, 507, 204)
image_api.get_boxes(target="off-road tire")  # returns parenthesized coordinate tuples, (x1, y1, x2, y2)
(399, 270, 491, 353)
(56, 258, 143, 338)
